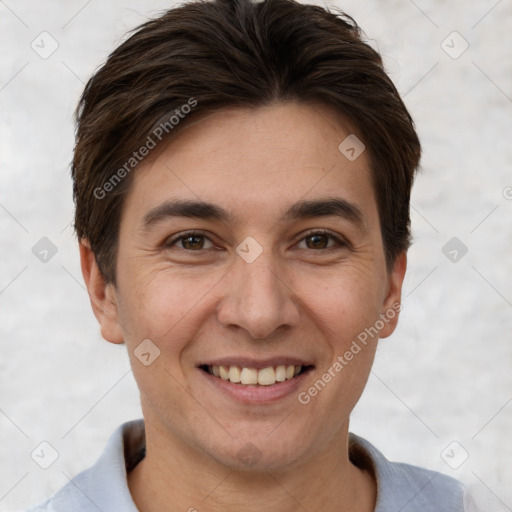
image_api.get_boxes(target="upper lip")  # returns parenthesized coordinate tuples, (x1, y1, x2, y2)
(198, 357, 314, 370)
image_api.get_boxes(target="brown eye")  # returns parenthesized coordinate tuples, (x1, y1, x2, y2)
(305, 233, 329, 249)
(165, 231, 214, 251)
(298, 230, 346, 251)
(181, 234, 205, 250)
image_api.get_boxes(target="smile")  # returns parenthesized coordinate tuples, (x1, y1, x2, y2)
(200, 364, 312, 386)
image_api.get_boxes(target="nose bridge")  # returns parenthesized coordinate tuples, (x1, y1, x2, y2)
(217, 240, 300, 339)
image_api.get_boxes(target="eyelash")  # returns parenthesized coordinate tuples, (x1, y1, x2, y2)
(165, 229, 348, 252)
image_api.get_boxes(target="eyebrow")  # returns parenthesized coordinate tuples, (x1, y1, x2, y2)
(142, 197, 364, 230)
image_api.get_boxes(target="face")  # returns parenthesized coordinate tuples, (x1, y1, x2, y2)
(85, 101, 405, 471)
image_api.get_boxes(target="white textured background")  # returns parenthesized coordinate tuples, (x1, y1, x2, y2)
(1, 0, 511, 510)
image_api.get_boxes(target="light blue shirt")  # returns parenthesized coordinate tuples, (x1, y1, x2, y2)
(22, 418, 465, 511)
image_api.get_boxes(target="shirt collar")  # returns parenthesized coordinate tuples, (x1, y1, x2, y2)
(84, 419, 462, 512)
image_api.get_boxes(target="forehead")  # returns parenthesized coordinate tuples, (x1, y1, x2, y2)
(121, 101, 377, 230)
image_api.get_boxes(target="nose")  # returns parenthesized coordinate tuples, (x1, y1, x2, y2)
(216, 247, 301, 340)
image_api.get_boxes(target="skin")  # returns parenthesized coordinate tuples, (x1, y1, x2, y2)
(80, 101, 407, 512)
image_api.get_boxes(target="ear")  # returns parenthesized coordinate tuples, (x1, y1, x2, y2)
(79, 240, 124, 344)
(379, 251, 407, 339)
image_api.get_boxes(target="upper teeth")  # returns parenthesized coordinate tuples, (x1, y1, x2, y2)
(209, 365, 302, 385)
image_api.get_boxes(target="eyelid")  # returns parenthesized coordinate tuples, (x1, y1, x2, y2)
(164, 230, 213, 249)
(296, 228, 349, 250)
(165, 228, 350, 252)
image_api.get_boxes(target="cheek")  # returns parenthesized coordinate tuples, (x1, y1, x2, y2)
(296, 267, 383, 403)
(115, 266, 223, 375)
(117, 266, 196, 335)
(299, 267, 383, 337)
(115, 271, 200, 408)
(296, 273, 381, 428)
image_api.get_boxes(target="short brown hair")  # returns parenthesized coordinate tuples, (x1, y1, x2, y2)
(72, 0, 421, 284)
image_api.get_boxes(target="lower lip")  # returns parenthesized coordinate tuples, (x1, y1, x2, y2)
(198, 368, 312, 404)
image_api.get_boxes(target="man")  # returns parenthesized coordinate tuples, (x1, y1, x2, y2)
(24, 0, 465, 510)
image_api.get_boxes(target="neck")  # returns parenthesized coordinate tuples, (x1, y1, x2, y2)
(127, 418, 376, 512)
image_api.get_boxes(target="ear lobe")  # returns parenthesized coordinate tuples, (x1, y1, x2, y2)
(79, 240, 124, 344)
(379, 251, 407, 339)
